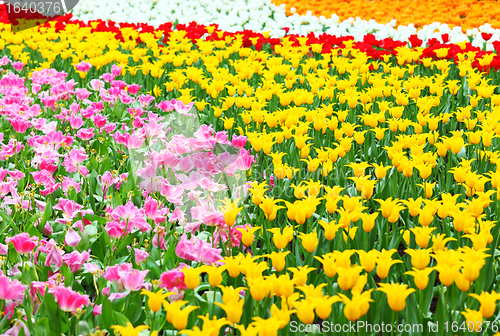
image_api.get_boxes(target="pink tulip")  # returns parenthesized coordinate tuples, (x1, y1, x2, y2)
(62, 250, 90, 273)
(138, 94, 155, 108)
(75, 88, 91, 100)
(65, 229, 81, 247)
(93, 114, 107, 128)
(108, 291, 130, 302)
(175, 234, 223, 265)
(74, 61, 91, 72)
(105, 263, 132, 284)
(169, 207, 185, 224)
(69, 115, 84, 129)
(63, 149, 88, 173)
(159, 269, 187, 291)
(156, 100, 175, 112)
(118, 269, 149, 291)
(126, 84, 141, 95)
(111, 64, 122, 77)
(143, 197, 168, 224)
(104, 123, 116, 133)
(11, 61, 24, 71)
(53, 198, 83, 222)
(134, 249, 149, 265)
(61, 177, 82, 194)
(40, 95, 56, 110)
(0, 55, 11, 66)
(3, 319, 29, 336)
(93, 304, 102, 316)
(125, 134, 144, 149)
(231, 135, 247, 149)
(76, 128, 95, 140)
(45, 245, 64, 268)
(49, 285, 89, 313)
(6, 233, 38, 254)
(0, 272, 26, 300)
(8, 118, 30, 133)
(100, 73, 115, 83)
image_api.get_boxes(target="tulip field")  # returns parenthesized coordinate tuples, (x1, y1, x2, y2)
(2, 1, 500, 335)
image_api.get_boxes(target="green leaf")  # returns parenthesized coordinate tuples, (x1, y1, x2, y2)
(84, 214, 107, 225)
(42, 292, 61, 335)
(101, 295, 113, 332)
(40, 197, 52, 228)
(146, 257, 161, 278)
(113, 311, 131, 326)
(34, 318, 52, 336)
(125, 292, 143, 324)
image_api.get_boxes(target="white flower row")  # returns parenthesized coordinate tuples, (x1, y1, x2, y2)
(71, 0, 500, 50)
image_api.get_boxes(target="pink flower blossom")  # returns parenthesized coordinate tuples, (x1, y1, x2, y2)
(111, 201, 150, 232)
(175, 234, 223, 265)
(84, 263, 101, 275)
(169, 207, 185, 224)
(45, 245, 64, 268)
(134, 249, 149, 264)
(3, 319, 29, 336)
(89, 304, 102, 317)
(232, 135, 247, 149)
(6, 233, 38, 254)
(75, 88, 91, 100)
(152, 227, 166, 249)
(93, 114, 107, 128)
(111, 65, 122, 77)
(90, 79, 104, 91)
(69, 115, 84, 129)
(62, 250, 90, 272)
(63, 149, 88, 173)
(105, 263, 132, 283)
(100, 73, 115, 83)
(61, 177, 82, 194)
(0, 139, 24, 160)
(159, 268, 187, 291)
(104, 123, 116, 133)
(40, 94, 56, 110)
(76, 128, 95, 140)
(74, 61, 92, 72)
(65, 229, 81, 247)
(126, 84, 141, 95)
(174, 101, 195, 115)
(53, 198, 83, 224)
(108, 291, 130, 302)
(125, 134, 145, 148)
(138, 94, 155, 108)
(143, 197, 168, 224)
(100, 171, 117, 192)
(8, 118, 30, 133)
(49, 285, 90, 313)
(0, 272, 26, 300)
(156, 100, 175, 112)
(11, 61, 24, 71)
(40, 160, 57, 174)
(118, 269, 149, 291)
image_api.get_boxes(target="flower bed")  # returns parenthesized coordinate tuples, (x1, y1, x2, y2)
(0, 10, 499, 336)
(69, 0, 500, 48)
